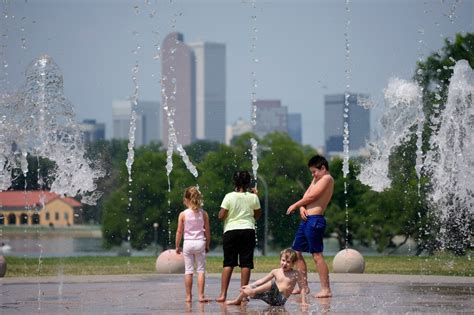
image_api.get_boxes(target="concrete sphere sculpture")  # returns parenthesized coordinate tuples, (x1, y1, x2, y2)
(332, 248, 365, 273)
(155, 249, 185, 274)
(0, 256, 6, 277)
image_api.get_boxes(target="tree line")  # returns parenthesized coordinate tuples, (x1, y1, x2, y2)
(10, 33, 472, 256)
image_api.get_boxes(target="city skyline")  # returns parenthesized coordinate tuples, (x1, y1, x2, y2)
(2, 0, 472, 148)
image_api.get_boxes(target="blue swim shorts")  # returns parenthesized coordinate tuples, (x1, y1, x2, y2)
(291, 215, 326, 253)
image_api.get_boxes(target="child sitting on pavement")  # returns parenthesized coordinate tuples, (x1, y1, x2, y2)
(226, 248, 307, 306)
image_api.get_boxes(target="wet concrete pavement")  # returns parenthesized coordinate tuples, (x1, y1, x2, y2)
(0, 273, 473, 314)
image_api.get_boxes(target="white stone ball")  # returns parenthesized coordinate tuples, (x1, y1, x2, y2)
(332, 249, 365, 273)
(0, 256, 6, 277)
(155, 249, 185, 274)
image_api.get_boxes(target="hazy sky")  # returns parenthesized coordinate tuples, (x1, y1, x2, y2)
(3, 0, 473, 148)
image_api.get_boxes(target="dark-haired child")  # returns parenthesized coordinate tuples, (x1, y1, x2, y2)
(215, 170, 262, 302)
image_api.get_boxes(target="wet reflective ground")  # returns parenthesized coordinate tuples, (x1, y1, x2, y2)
(0, 273, 472, 314)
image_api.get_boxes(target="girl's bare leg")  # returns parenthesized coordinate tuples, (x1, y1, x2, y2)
(184, 274, 193, 302)
(216, 266, 233, 302)
(197, 272, 210, 302)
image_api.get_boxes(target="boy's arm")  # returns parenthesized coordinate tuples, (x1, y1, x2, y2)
(286, 176, 332, 215)
(175, 212, 184, 254)
(203, 211, 211, 252)
(247, 270, 275, 288)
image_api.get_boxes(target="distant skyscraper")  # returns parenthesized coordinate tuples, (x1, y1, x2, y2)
(287, 113, 302, 144)
(112, 100, 142, 144)
(137, 101, 161, 145)
(79, 119, 105, 143)
(254, 100, 288, 138)
(112, 100, 160, 147)
(226, 118, 252, 145)
(324, 93, 370, 156)
(189, 41, 226, 143)
(161, 32, 195, 146)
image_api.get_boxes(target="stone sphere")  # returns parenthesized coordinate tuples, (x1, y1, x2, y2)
(0, 256, 6, 277)
(155, 249, 185, 274)
(332, 248, 365, 273)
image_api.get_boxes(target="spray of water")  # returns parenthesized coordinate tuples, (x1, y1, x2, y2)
(342, 0, 351, 248)
(0, 55, 104, 204)
(423, 60, 473, 249)
(358, 78, 424, 192)
(359, 60, 472, 252)
(249, 1, 259, 189)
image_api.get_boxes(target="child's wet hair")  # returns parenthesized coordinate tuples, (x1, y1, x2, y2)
(280, 248, 298, 264)
(233, 170, 252, 190)
(183, 186, 203, 210)
(308, 154, 329, 171)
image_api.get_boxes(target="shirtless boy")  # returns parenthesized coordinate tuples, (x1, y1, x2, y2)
(286, 155, 334, 298)
(226, 248, 307, 306)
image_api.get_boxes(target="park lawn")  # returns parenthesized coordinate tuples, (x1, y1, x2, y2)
(4, 254, 472, 277)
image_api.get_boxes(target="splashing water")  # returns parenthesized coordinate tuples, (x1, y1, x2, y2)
(0, 55, 104, 204)
(250, 137, 259, 181)
(359, 60, 473, 251)
(423, 60, 473, 248)
(358, 77, 424, 192)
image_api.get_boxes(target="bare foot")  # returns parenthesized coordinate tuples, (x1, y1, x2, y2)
(292, 287, 310, 295)
(225, 298, 242, 305)
(315, 289, 332, 298)
(185, 295, 192, 302)
(215, 296, 226, 303)
(199, 297, 211, 303)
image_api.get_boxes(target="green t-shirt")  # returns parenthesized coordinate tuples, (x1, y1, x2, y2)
(220, 191, 261, 233)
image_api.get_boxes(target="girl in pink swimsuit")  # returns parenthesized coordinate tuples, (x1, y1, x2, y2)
(175, 186, 211, 302)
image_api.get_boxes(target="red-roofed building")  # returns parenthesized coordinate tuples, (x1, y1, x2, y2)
(0, 191, 83, 227)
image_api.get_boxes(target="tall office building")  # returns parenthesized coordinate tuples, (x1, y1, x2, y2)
(161, 32, 195, 146)
(226, 118, 252, 145)
(189, 42, 226, 143)
(287, 113, 302, 144)
(112, 100, 160, 147)
(253, 100, 288, 138)
(79, 119, 105, 143)
(138, 101, 161, 145)
(324, 93, 370, 156)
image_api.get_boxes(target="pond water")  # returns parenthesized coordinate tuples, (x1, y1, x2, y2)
(0, 229, 414, 258)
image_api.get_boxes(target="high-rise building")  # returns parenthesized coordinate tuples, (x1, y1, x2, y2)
(324, 93, 370, 156)
(287, 113, 302, 144)
(226, 118, 252, 145)
(137, 101, 161, 145)
(112, 100, 160, 147)
(253, 100, 288, 138)
(161, 32, 195, 146)
(112, 100, 142, 144)
(78, 119, 105, 143)
(188, 41, 226, 143)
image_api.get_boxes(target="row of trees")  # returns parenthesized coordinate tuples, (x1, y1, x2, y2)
(12, 33, 472, 255)
(99, 32, 474, 256)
